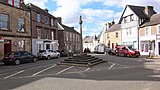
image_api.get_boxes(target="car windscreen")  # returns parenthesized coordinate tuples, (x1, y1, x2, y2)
(39, 50, 46, 53)
(127, 46, 136, 50)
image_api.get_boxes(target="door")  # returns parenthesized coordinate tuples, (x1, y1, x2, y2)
(112, 43, 114, 49)
(4, 40, 11, 55)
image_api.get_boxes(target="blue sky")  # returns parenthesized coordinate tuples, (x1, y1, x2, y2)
(24, 0, 160, 37)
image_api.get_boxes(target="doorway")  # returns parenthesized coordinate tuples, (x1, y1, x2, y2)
(4, 40, 11, 55)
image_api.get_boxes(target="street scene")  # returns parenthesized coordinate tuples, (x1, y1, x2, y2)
(1, 0, 160, 90)
(0, 54, 160, 90)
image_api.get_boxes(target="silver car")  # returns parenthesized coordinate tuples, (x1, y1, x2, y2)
(38, 50, 60, 60)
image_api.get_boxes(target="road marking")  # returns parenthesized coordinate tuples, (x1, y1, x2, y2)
(56, 66, 74, 75)
(32, 64, 57, 76)
(4, 70, 25, 79)
(108, 62, 128, 67)
(84, 68, 90, 72)
(108, 63, 116, 69)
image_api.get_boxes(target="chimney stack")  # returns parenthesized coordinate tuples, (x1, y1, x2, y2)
(144, 6, 156, 18)
(56, 17, 62, 24)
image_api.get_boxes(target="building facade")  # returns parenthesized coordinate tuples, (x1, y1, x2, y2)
(0, 2, 31, 60)
(27, 3, 59, 56)
(57, 18, 80, 53)
(83, 36, 95, 52)
(139, 14, 160, 55)
(105, 24, 121, 49)
(119, 5, 156, 50)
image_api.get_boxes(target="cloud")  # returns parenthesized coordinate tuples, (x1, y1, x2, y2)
(24, 0, 48, 8)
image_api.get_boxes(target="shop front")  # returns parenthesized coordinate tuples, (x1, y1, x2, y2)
(32, 39, 58, 56)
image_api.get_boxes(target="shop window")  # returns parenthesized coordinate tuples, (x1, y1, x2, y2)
(18, 40, 25, 51)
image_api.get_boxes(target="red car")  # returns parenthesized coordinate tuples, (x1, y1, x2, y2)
(116, 45, 140, 57)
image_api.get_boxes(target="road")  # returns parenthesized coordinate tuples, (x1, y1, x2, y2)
(0, 54, 160, 90)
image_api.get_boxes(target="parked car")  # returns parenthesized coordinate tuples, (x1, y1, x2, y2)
(60, 49, 73, 57)
(2, 51, 37, 65)
(38, 50, 60, 60)
(116, 45, 140, 57)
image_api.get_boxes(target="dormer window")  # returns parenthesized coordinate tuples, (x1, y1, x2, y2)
(130, 14, 134, 21)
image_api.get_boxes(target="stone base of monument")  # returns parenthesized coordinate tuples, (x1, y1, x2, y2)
(57, 54, 107, 67)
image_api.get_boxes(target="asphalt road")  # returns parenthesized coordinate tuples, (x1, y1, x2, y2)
(0, 54, 160, 90)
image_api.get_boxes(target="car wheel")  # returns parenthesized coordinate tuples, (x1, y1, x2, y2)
(15, 59, 21, 65)
(32, 58, 37, 62)
(47, 56, 51, 60)
(57, 54, 60, 58)
(116, 53, 119, 56)
(127, 54, 130, 57)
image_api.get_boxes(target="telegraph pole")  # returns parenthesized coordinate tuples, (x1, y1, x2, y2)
(79, 16, 83, 55)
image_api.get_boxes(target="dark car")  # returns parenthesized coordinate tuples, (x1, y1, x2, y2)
(60, 50, 73, 57)
(2, 51, 37, 65)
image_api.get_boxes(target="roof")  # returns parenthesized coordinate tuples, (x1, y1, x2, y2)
(141, 14, 160, 27)
(119, 5, 156, 24)
(83, 36, 93, 43)
(61, 24, 80, 35)
(106, 24, 121, 33)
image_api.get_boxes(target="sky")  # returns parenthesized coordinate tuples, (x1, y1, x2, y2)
(24, 0, 160, 37)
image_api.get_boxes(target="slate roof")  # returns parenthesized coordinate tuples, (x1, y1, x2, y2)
(119, 5, 156, 24)
(83, 36, 93, 43)
(141, 14, 160, 27)
(61, 24, 80, 34)
(106, 24, 121, 33)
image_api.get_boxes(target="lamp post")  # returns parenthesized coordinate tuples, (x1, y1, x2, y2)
(79, 16, 83, 55)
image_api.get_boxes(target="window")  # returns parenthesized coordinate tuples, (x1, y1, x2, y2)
(36, 13, 41, 22)
(66, 32, 69, 41)
(37, 28, 41, 39)
(18, 18, 25, 32)
(0, 14, 8, 30)
(14, 0, 20, 7)
(130, 14, 134, 21)
(8, 0, 12, 5)
(124, 16, 127, 23)
(51, 18, 54, 26)
(126, 28, 131, 35)
(18, 40, 25, 51)
(157, 25, 160, 34)
(145, 27, 151, 35)
(116, 32, 118, 38)
(107, 34, 109, 39)
(51, 31, 54, 40)
(129, 28, 132, 35)
(70, 33, 72, 41)
(45, 30, 49, 39)
(44, 16, 49, 24)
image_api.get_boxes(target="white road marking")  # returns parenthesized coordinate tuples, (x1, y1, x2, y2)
(108, 62, 128, 67)
(32, 64, 57, 76)
(4, 70, 25, 79)
(84, 68, 90, 72)
(56, 66, 74, 75)
(108, 63, 116, 69)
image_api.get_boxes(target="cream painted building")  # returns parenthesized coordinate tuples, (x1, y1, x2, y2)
(105, 24, 121, 49)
